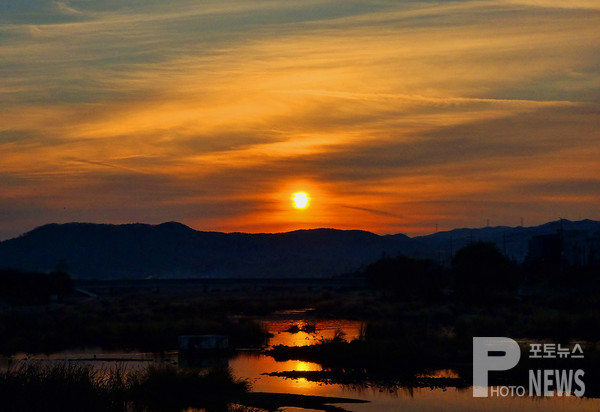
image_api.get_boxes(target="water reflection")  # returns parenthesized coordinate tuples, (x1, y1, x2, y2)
(239, 317, 600, 411)
(2, 315, 600, 412)
(230, 353, 324, 395)
(261, 317, 364, 347)
(230, 349, 600, 412)
(416, 369, 460, 379)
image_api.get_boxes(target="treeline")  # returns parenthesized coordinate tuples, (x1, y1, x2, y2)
(360, 241, 600, 343)
(264, 242, 600, 386)
(0, 269, 72, 305)
(364, 241, 600, 302)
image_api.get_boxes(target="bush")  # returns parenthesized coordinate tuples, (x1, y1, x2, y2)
(452, 242, 518, 300)
(365, 255, 446, 300)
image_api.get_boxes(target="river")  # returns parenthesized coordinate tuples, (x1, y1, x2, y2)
(2, 311, 599, 411)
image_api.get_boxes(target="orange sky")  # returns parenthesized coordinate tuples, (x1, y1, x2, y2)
(1, 0, 599, 239)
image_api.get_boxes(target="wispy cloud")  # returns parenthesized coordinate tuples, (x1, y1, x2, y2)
(0, 0, 599, 239)
(501, 0, 600, 10)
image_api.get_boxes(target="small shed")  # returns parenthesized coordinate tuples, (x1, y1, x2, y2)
(178, 335, 229, 352)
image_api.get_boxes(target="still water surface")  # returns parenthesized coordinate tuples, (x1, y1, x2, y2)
(235, 315, 600, 411)
(3, 314, 600, 411)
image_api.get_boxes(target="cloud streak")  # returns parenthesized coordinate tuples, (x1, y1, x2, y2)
(0, 0, 599, 239)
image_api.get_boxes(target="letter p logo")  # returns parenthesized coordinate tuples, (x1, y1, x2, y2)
(473, 337, 521, 397)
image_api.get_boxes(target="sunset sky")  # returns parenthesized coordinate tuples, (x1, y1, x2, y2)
(1, 0, 599, 240)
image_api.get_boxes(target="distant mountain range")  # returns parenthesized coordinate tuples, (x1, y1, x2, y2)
(0, 220, 598, 279)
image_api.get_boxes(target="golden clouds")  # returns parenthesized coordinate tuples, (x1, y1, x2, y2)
(0, 0, 599, 238)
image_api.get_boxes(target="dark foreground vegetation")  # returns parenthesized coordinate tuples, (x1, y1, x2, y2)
(0, 362, 367, 412)
(0, 268, 71, 305)
(1, 239, 600, 404)
(264, 241, 600, 395)
(0, 362, 251, 412)
(1, 241, 598, 355)
(0, 269, 299, 354)
(0, 294, 270, 355)
(267, 329, 600, 396)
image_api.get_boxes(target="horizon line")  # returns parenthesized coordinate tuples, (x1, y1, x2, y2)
(3, 218, 597, 243)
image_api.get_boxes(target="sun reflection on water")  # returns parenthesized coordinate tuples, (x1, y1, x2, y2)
(262, 318, 364, 347)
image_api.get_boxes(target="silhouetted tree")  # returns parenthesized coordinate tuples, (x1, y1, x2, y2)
(365, 255, 446, 300)
(0, 268, 73, 305)
(49, 270, 73, 301)
(452, 242, 518, 300)
(0, 269, 50, 304)
(54, 259, 69, 274)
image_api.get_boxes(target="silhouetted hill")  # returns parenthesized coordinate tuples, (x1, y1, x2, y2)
(0, 219, 597, 279)
(0, 223, 411, 279)
(411, 219, 600, 264)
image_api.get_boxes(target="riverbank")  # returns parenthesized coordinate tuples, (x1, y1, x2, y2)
(0, 361, 371, 412)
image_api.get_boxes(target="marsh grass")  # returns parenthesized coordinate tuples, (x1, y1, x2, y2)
(0, 296, 271, 355)
(0, 361, 250, 412)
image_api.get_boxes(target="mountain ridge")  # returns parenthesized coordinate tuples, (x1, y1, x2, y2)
(0, 219, 597, 279)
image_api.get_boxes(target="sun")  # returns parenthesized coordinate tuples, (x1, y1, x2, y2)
(292, 192, 310, 209)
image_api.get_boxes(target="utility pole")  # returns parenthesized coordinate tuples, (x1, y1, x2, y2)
(558, 217, 565, 271)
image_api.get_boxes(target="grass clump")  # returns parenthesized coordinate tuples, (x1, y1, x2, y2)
(0, 362, 250, 412)
(131, 365, 249, 412)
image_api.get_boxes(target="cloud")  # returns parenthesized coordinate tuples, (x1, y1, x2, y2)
(341, 205, 403, 218)
(54, 1, 85, 16)
(501, 0, 600, 11)
(513, 179, 600, 199)
(0, 0, 599, 238)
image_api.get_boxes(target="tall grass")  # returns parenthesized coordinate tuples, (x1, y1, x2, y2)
(0, 362, 251, 412)
(0, 298, 271, 355)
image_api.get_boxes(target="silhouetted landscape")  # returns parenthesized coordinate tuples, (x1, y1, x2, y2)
(1, 219, 600, 410)
(3, 0, 599, 409)
(1, 219, 598, 279)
